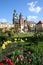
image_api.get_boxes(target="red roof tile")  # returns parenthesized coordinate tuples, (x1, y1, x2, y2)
(37, 20, 43, 24)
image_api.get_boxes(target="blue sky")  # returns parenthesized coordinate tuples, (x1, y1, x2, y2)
(0, 0, 43, 23)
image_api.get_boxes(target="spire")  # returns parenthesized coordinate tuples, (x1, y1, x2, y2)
(26, 17, 28, 21)
(13, 9, 18, 19)
(19, 13, 23, 19)
(13, 10, 18, 24)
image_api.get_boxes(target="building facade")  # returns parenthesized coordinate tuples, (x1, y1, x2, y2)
(36, 20, 43, 31)
(0, 22, 14, 29)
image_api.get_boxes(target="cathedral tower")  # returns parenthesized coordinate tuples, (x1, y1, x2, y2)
(13, 10, 18, 24)
(19, 13, 24, 32)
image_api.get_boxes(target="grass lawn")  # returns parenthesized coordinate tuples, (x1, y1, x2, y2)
(13, 32, 34, 37)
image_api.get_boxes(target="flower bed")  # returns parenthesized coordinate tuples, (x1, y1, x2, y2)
(0, 32, 43, 65)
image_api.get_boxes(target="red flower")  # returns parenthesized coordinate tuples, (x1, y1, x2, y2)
(9, 59, 14, 65)
(5, 58, 14, 65)
(8, 59, 12, 62)
(0, 62, 4, 65)
(9, 62, 14, 65)
(5, 58, 9, 62)
(27, 51, 31, 55)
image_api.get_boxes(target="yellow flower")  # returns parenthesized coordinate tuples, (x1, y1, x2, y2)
(14, 38, 17, 41)
(4, 42, 8, 45)
(20, 39, 24, 42)
(7, 40, 12, 44)
(1, 44, 6, 49)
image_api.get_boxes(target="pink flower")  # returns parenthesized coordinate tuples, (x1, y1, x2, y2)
(19, 55, 23, 62)
(19, 55, 22, 58)
(20, 57, 23, 62)
(28, 58, 32, 62)
(27, 51, 31, 55)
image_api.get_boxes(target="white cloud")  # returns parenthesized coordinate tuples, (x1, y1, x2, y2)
(27, 1, 37, 7)
(27, 1, 42, 13)
(0, 18, 7, 22)
(28, 16, 38, 20)
(35, 6, 42, 13)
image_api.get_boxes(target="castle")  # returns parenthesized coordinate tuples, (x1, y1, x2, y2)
(1, 10, 43, 33)
(13, 10, 36, 33)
